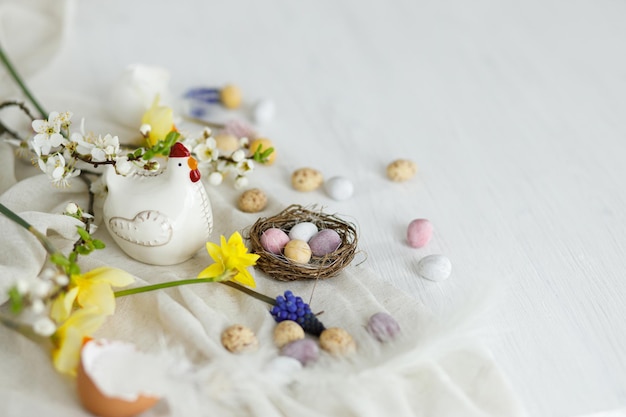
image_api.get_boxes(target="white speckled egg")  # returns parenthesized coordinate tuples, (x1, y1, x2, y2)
(260, 228, 290, 254)
(288, 222, 318, 242)
(324, 176, 354, 201)
(308, 229, 341, 256)
(417, 254, 452, 282)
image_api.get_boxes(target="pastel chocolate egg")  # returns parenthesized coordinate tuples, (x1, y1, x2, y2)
(280, 338, 319, 365)
(273, 320, 305, 348)
(387, 159, 417, 182)
(214, 133, 240, 152)
(237, 188, 268, 213)
(367, 312, 401, 342)
(417, 254, 452, 282)
(220, 84, 242, 109)
(324, 176, 354, 200)
(319, 327, 356, 356)
(283, 239, 312, 264)
(407, 218, 433, 248)
(288, 222, 318, 242)
(252, 98, 276, 125)
(308, 229, 341, 256)
(291, 167, 323, 192)
(221, 324, 259, 353)
(260, 228, 290, 254)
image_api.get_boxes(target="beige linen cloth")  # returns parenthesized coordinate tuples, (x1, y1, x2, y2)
(0, 1, 526, 416)
(0, 173, 526, 417)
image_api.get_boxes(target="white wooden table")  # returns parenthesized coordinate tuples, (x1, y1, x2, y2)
(4, 0, 626, 416)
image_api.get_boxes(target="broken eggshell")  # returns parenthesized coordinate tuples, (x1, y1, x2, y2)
(77, 339, 160, 417)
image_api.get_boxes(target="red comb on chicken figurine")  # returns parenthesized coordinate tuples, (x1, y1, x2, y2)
(103, 141, 212, 265)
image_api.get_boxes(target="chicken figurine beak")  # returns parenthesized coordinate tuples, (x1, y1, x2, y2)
(188, 157, 201, 183)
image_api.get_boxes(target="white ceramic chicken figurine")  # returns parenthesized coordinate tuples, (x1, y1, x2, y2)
(103, 142, 213, 265)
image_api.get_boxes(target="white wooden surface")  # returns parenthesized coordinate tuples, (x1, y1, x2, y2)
(17, 0, 626, 415)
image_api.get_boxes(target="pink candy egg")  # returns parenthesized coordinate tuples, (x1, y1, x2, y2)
(309, 229, 342, 256)
(261, 228, 290, 254)
(407, 219, 433, 248)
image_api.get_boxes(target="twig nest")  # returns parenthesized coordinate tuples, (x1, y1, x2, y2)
(247, 205, 358, 281)
(387, 159, 417, 181)
(221, 324, 259, 353)
(280, 339, 320, 365)
(417, 254, 452, 282)
(291, 168, 323, 192)
(319, 327, 356, 356)
(367, 312, 401, 342)
(273, 320, 305, 348)
(238, 188, 268, 213)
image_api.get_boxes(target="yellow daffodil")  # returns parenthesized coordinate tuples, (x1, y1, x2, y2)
(47, 266, 134, 375)
(197, 232, 260, 288)
(141, 95, 175, 146)
(52, 307, 106, 375)
(51, 267, 135, 323)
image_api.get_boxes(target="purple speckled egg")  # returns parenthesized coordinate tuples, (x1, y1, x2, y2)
(407, 218, 433, 248)
(308, 229, 342, 257)
(260, 228, 290, 254)
(280, 338, 319, 365)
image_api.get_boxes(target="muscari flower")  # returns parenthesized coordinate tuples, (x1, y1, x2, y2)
(197, 231, 260, 288)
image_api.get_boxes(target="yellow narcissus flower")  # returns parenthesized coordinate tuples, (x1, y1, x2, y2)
(48, 267, 134, 375)
(141, 95, 175, 146)
(52, 307, 106, 375)
(51, 267, 135, 322)
(198, 232, 260, 288)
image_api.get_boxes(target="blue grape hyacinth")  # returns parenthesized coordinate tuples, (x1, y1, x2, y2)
(270, 290, 326, 336)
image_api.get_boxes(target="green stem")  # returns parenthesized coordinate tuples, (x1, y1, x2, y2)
(114, 276, 276, 306)
(114, 276, 224, 297)
(220, 281, 276, 306)
(0, 203, 60, 257)
(0, 45, 47, 118)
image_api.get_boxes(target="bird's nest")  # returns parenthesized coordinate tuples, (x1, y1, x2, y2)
(247, 204, 358, 281)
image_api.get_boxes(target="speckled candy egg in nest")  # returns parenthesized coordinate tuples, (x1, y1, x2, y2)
(246, 205, 358, 281)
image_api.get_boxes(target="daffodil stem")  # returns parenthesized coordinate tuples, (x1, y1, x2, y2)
(114, 277, 277, 306)
(0, 203, 60, 257)
(220, 281, 277, 305)
(0, 45, 47, 118)
(114, 277, 223, 297)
